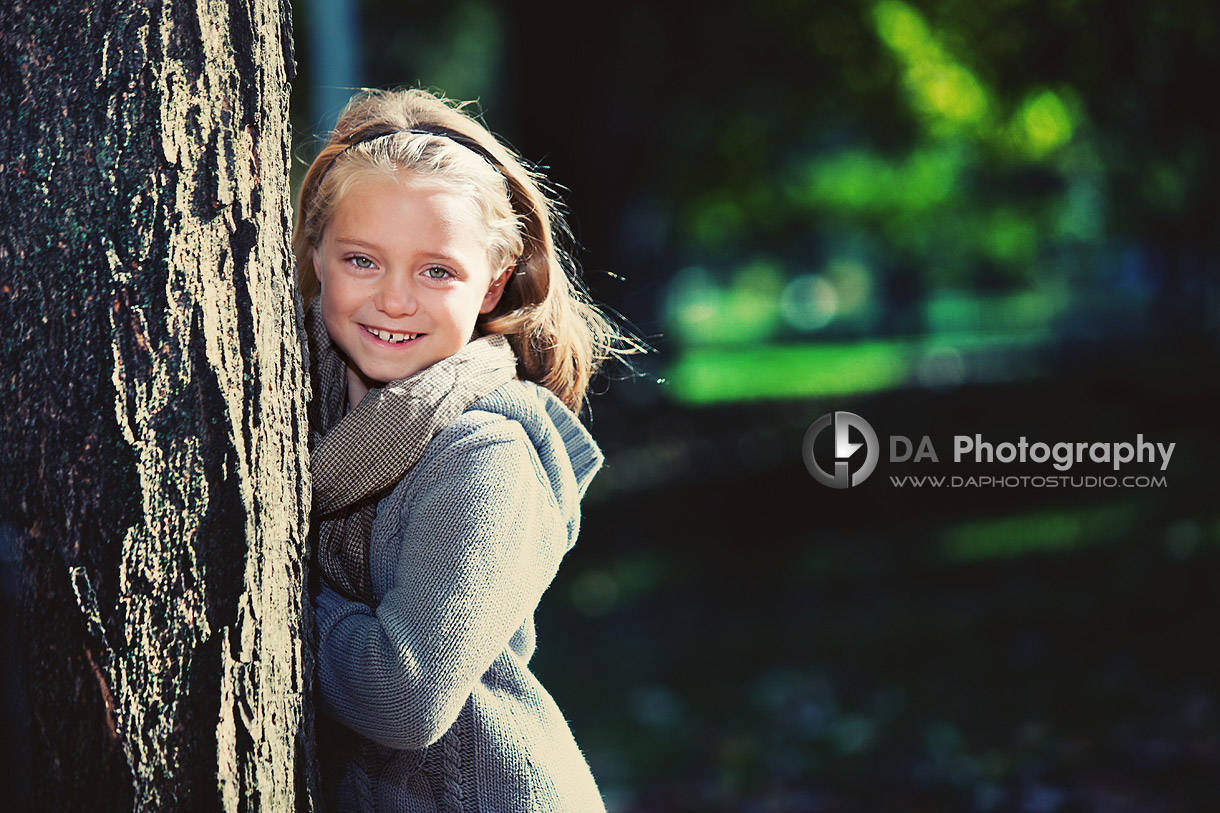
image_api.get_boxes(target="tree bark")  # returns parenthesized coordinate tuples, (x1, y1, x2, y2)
(0, 0, 312, 809)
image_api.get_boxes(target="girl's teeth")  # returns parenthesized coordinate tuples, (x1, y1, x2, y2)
(369, 327, 416, 343)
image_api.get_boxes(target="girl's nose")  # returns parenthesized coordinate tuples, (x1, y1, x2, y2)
(375, 272, 418, 317)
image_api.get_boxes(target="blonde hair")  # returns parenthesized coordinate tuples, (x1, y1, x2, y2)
(294, 88, 634, 411)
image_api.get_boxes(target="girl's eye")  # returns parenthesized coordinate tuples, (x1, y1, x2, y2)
(423, 266, 453, 280)
(347, 256, 375, 269)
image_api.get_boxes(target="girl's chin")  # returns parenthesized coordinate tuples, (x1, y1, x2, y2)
(359, 364, 425, 385)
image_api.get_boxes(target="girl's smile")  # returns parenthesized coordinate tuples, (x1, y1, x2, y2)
(313, 173, 509, 409)
(360, 326, 421, 344)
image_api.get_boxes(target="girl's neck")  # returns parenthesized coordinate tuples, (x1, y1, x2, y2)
(346, 366, 373, 411)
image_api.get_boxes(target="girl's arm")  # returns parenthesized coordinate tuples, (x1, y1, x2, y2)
(313, 416, 569, 750)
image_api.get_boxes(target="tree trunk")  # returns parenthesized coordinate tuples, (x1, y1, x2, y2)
(0, 0, 313, 809)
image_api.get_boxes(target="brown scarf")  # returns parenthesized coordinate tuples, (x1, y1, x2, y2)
(306, 300, 517, 604)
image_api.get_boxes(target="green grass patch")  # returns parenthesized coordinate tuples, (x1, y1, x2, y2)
(666, 341, 910, 404)
(939, 502, 1148, 563)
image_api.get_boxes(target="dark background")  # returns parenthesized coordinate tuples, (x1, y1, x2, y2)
(291, 1, 1220, 809)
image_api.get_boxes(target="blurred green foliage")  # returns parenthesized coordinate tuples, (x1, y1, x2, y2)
(646, 0, 1216, 401)
(295, 1, 1219, 390)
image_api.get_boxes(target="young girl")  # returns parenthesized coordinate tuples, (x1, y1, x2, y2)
(295, 89, 626, 812)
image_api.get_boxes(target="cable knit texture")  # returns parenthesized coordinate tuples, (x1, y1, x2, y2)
(314, 379, 607, 812)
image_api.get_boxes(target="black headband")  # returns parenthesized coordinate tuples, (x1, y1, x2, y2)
(316, 124, 504, 187)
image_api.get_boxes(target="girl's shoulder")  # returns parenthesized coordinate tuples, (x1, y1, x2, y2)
(391, 379, 601, 511)
(370, 380, 602, 566)
(422, 377, 589, 449)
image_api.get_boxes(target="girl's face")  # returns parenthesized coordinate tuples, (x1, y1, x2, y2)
(313, 173, 510, 409)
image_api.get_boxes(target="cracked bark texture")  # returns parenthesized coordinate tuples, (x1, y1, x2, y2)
(0, 0, 314, 809)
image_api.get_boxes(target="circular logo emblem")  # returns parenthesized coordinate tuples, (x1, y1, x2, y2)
(803, 411, 880, 488)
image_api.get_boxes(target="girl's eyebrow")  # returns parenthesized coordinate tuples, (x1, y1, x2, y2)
(332, 237, 381, 250)
(332, 236, 464, 265)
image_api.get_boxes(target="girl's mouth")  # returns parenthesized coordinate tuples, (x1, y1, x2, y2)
(362, 325, 421, 345)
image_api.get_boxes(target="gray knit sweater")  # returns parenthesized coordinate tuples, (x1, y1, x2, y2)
(313, 380, 607, 813)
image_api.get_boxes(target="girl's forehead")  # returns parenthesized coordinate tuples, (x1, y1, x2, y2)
(325, 174, 489, 248)
(339, 171, 476, 212)
(349, 169, 466, 201)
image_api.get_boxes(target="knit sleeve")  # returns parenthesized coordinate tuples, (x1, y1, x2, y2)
(313, 417, 568, 751)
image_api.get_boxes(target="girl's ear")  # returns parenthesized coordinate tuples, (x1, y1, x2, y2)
(479, 260, 513, 314)
(311, 248, 322, 285)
